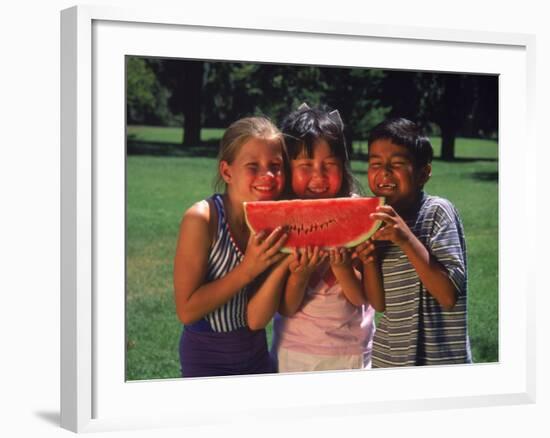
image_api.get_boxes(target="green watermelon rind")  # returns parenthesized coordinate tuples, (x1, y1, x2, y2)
(244, 197, 385, 253)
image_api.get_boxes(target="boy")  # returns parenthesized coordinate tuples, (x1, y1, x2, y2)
(354, 118, 472, 367)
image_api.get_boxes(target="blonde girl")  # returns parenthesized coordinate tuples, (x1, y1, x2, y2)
(174, 117, 290, 377)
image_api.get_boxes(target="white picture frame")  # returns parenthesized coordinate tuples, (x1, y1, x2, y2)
(60, 4, 536, 433)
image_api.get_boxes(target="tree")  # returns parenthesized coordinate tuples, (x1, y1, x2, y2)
(153, 59, 205, 148)
(378, 71, 498, 160)
(181, 61, 204, 147)
(126, 57, 171, 125)
(319, 67, 388, 153)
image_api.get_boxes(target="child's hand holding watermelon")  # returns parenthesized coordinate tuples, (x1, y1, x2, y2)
(353, 239, 378, 265)
(370, 205, 415, 247)
(327, 247, 352, 268)
(240, 227, 288, 281)
(328, 248, 368, 307)
(288, 246, 326, 276)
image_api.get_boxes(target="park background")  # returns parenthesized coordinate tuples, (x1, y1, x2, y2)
(126, 57, 499, 380)
(1, 1, 548, 437)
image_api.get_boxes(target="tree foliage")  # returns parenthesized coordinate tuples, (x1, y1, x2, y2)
(126, 57, 498, 159)
(126, 57, 172, 126)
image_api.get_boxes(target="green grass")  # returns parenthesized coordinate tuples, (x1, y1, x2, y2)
(126, 126, 498, 380)
(127, 125, 225, 144)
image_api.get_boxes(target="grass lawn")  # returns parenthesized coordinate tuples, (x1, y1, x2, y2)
(126, 127, 498, 380)
(127, 125, 225, 144)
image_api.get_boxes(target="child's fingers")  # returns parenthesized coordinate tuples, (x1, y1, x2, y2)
(355, 241, 368, 252)
(294, 247, 304, 265)
(369, 212, 396, 224)
(251, 230, 266, 244)
(290, 248, 303, 267)
(373, 226, 393, 241)
(338, 248, 347, 264)
(340, 248, 349, 263)
(309, 246, 320, 264)
(264, 231, 289, 256)
(289, 257, 301, 272)
(372, 229, 384, 240)
(318, 247, 328, 264)
(298, 248, 307, 266)
(376, 205, 397, 215)
(280, 254, 293, 267)
(261, 226, 284, 248)
(357, 240, 375, 254)
(358, 243, 376, 261)
(270, 252, 287, 265)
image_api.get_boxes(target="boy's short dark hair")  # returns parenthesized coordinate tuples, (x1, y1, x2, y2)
(368, 118, 433, 168)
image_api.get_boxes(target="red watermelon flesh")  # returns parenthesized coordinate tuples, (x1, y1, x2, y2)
(243, 197, 384, 253)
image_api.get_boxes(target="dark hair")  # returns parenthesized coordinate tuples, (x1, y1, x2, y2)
(280, 106, 360, 197)
(367, 118, 433, 168)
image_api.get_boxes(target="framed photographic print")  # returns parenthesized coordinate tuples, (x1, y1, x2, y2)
(61, 4, 536, 433)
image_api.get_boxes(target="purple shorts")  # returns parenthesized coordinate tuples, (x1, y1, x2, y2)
(179, 326, 274, 378)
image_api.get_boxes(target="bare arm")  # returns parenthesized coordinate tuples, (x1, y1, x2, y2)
(246, 255, 292, 330)
(279, 271, 310, 316)
(353, 240, 385, 311)
(278, 247, 326, 316)
(371, 205, 457, 310)
(173, 203, 288, 325)
(329, 248, 368, 307)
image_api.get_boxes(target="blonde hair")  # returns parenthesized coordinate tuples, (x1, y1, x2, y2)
(214, 116, 286, 192)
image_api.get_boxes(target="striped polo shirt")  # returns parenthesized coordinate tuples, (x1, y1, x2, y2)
(372, 192, 472, 367)
(185, 194, 248, 333)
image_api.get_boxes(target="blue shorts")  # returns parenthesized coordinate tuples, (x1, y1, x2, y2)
(179, 325, 274, 378)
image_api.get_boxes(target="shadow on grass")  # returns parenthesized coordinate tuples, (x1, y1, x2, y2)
(127, 140, 219, 158)
(469, 171, 498, 182)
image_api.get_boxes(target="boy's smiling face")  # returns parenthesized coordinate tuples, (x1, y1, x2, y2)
(367, 139, 431, 212)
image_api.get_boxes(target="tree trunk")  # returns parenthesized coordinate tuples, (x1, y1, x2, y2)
(439, 75, 461, 161)
(182, 61, 204, 147)
(440, 123, 456, 161)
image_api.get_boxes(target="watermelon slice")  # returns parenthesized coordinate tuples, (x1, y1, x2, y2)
(243, 197, 385, 253)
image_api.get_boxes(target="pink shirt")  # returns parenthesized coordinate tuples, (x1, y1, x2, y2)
(272, 261, 375, 357)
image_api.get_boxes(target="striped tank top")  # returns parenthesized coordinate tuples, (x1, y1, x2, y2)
(186, 194, 249, 333)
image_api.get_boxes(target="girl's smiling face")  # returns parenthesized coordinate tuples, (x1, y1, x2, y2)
(291, 140, 343, 199)
(367, 139, 431, 211)
(220, 137, 285, 202)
